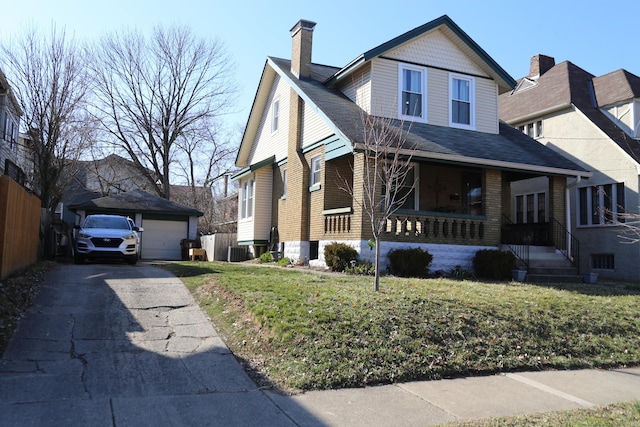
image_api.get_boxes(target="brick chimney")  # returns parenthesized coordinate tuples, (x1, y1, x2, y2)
(529, 54, 555, 79)
(290, 19, 316, 79)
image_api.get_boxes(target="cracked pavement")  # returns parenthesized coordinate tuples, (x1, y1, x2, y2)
(0, 263, 299, 426)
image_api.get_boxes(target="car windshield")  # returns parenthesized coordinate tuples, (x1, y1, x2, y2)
(84, 217, 130, 230)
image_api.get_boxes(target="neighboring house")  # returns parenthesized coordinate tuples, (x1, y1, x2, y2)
(233, 16, 590, 272)
(500, 54, 640, 281)
(69, 189, 203, 260)
(0, 69, 29, 188)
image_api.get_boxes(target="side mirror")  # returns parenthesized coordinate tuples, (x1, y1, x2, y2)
(134, 226, 144, 232)
(74, 224, 81, 230)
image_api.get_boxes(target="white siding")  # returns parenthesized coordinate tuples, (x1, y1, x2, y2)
(428, 68, 448, 126)
(237, 175, 254, 242)
(370, 59, 398, 118)
(237, 168, 273, 244)
(339, 65, 372, 113)
(248, 75, 290, 165)
(253, 167, 273, 241)
(475, 77, 499, 134)
(301, 101, 334, 147)
(385, 28, 488, 78)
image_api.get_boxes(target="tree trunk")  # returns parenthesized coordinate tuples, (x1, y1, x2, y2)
(374, 236, 381, 292)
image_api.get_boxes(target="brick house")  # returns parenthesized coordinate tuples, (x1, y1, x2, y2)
(500, 55, 640, 281)
(234, 16, 590, 272)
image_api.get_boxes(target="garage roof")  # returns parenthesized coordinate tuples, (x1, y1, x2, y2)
(69, 189, 203, 217)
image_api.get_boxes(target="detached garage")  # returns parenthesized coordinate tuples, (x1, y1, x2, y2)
(69, 189, 202, 260)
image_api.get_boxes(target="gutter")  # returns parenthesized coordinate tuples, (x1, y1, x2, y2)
(366, 146, 592, 178)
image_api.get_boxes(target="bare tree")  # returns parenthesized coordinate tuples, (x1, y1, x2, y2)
(90, 25, 236, 200)
(1, 25, 92, 256)
(340, 111, 416, 291)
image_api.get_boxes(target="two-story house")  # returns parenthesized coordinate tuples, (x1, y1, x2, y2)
(500, 55, 640, 281)
(0, 69, 28, 187)
(234, 16, 590, 272)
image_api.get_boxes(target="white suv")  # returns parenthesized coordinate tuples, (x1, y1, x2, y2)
(74, 214, 143, 265)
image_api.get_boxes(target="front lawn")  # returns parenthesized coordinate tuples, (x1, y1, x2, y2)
(162, 262, 640, 393)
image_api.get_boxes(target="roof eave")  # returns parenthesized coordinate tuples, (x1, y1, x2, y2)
(370, 146, 592, 178)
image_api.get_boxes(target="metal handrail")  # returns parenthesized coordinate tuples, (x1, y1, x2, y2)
(501, 215, 529, 269)
(550, 217, 580, 273)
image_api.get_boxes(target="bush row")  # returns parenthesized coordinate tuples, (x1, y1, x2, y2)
(322, 242, 517, 281)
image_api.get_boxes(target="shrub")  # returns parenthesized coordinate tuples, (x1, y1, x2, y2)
(447, 265, 475, 281)
(472, 249, 516, 280)
(277, 257, 292, 267)
(324, 242, 358, 272)
(387, 247, 433, 277)
(258, 251, 274, 263)
(345, 261, 375, 276)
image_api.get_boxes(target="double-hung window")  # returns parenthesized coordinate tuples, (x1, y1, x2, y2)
(399, 64, 426, 121)
(578, 183, 625, 226)
(241, 179, 254, 219)
(310, 155, 322, 190)
(449, 74, 475, 129)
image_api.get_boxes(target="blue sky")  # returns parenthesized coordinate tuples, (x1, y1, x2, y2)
(2, 0, 639, 137)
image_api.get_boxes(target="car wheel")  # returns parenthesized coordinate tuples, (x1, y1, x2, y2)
(74, 254, 84, 264)
(126, 254, 138, 265)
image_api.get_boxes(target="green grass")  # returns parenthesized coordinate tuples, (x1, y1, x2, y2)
(161, 262, 640, 393)
(443, 400, 640, 426)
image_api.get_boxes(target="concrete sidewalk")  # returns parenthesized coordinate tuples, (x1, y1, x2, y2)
(1, 263, 639, 426)
(269, 367, 640, 426)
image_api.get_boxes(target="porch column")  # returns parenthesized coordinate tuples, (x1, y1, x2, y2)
(484, 169, 502, 245)
(548, 176, 566, 227)
(351, 152, 372, 238)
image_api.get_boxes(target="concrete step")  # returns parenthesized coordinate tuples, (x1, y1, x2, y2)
(528, 266, 578, 276)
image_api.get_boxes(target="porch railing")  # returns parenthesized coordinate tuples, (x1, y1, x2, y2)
(501, 215, 530, 268)
(550, 217, 580, 273)
(324, 208, 487, 243)
(383, 213, 485, 241)
(501, 215, 580, 273)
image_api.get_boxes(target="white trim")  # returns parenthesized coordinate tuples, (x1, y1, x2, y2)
(449, 73, 475, 130)
(271, 98, 280, 134)
(398, 63, 427, 123)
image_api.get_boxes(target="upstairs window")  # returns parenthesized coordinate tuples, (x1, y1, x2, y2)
(449, 74, 475, 129)
(271, 99, 280, 133)
(398, 64, 426, 121)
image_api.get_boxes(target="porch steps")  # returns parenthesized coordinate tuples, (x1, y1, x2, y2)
(504, 245, 583, 283)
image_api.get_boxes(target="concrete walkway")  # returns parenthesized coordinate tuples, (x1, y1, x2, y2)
(1, 263, 639, 426)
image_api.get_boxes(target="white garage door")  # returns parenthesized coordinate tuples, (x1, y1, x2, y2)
(141, 219, 188, 260)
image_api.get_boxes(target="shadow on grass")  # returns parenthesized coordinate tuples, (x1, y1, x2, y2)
(152, 261, 222, 278)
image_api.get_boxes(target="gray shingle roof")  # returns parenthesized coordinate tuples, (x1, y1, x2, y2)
(69, 189, 203, 216)
(500, 60, 640, 163)
(269, 57, 589, 177)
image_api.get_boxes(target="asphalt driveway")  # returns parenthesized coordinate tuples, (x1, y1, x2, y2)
(0, 263, 300, 426)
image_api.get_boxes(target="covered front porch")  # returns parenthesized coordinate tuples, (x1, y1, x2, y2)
(320, 156, 580, 273)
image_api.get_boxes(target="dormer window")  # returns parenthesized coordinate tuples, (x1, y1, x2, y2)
(449, 73, 475, 130)
(398, 63, 427, 122)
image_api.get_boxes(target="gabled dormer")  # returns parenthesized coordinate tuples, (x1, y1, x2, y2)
(593, 69, 640, 139)
(325, 15, 515, 134)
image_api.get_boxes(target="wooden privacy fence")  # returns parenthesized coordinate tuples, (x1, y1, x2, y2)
(0, 175, 41, 280)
